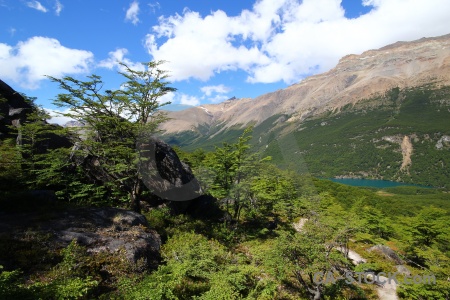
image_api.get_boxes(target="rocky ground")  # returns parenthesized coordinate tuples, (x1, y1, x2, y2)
(0, 203, 161, 272)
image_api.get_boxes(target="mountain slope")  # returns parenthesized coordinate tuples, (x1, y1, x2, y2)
(159, 34, 450, 188)
(160, 34, 450, 135)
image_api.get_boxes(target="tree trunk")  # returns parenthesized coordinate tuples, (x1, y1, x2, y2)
(130, 183, 141, 213)
(233, 201, 240, 220)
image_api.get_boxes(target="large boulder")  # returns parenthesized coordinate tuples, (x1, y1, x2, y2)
(0, 79, 33, 139)
(139, 138, 203, 202)
(76, 137, 205, 211)
(0, 79, 72, 150)
(0, 207, 161, 269)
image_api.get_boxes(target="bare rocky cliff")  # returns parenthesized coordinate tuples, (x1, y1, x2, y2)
(160, 33, 450, 135)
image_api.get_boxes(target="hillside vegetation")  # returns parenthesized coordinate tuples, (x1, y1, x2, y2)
(1, 63, 449, 299)
(164, 84, 450, 188)
(3, 127, 449, 299)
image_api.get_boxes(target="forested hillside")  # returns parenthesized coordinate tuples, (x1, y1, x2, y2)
(165, 84, 450, 189)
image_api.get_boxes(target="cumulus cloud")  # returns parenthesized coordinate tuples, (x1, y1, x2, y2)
(200, 84, 231, 103)
(179, 94, 200, 106)
(157, 91, 175, 104)
(208, 94, 230, 104)
(54, 0, 63, 16)
(26, 1, 47, 12)
(200, 84, 231, 96)
(0, 36, 94, 89)
(125, 1, 140, 25)
(145, 0, 450, 84)
(98, 48, 145, 72)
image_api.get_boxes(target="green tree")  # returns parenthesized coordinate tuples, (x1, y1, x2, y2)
(48, 61, 176, 211)
(248, 165, 300, 221)
(274, 225, 350, 300)
(14, 105, 56, 182)
(0, 138, 23, 190)
(207, 127, 270, 221)
(411, 206, 448, 248)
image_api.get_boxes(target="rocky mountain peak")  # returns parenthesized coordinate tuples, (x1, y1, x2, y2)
(160, 33, 450, 135)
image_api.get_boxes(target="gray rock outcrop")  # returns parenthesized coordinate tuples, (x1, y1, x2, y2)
(0, 207, 161, 269)
(0, 79, 33, 140)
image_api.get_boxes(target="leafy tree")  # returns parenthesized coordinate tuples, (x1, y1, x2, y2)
(411, 206, 448, 248)
(357, 205, 394, 239)
(274, 225, 350, 300)
(206, 127, 271, 221)
(13, 105, 61, 185)
(48, 61, 176, 211)
(248, 164, 300, 221)
(0, 138, 23, 190)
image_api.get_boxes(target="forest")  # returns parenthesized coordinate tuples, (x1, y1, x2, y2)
(0, 62, 449, 299)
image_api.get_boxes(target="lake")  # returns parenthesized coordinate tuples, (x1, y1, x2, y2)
(328, 178, 430, 188)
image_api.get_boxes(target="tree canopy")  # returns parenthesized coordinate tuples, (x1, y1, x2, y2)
(47, 61, 176, 211)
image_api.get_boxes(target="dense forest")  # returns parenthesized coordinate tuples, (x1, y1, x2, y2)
(0, 63, 449, 299)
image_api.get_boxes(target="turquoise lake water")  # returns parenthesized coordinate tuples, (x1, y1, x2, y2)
(328, 178, 430, 188)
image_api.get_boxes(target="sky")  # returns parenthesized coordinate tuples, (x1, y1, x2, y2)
(1, 0, 450, 123)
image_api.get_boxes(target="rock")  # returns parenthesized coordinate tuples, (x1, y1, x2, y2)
(337, 247, 367, 265)
(293, 218, 308, 232)
(436, 135, 450, 150)
(0, 79, 72, 150)
(367, 245, 404, 264)
(76, 137, 206, 212)
(0, 79, 33, 138)
(138, 138, 203, 202)
(0, 207, 161, 268)
(395, 264, 411, 276)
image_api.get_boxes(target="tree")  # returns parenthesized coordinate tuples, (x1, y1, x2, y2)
(48, 61, 176, 212)
(207, 127, 270, 221)
(14, 104, 54, 181)
(274, 223, 351, 300)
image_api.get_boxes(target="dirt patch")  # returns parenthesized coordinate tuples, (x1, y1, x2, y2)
(376, 191, 395, 197)
(400, 135, 413, 171)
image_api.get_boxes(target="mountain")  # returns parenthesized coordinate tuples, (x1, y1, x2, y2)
(159, 34, 450, 188)
(160, 34, 450, 134)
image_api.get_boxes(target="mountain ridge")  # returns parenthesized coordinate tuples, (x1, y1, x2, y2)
(159, 33, 450, 135)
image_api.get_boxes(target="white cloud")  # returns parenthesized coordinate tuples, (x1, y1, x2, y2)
(27, 1, 47, 12)
(200, 84, 231, 96)
(0, 36, 94, 89)
(145, 9, 271, 81)
(145, 0, 450, 84)
(98, 48, 145, 72)
(54, 0, 63, 16)
(125, 1, 140, 25)
(45, 108, 75, 125)
(208, 94, 230, 104)
(148, 2, 160, 13)
(157, 91, 175, 104)
(179, 94, 200, 106)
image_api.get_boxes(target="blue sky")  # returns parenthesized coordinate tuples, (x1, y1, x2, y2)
(1, 0, 449, 123)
